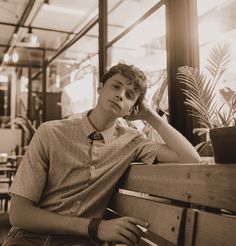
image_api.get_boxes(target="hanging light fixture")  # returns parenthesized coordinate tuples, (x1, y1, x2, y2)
(12, 52, 19, 63)
(15, 27, 40, 48)
(3, 53, 10, 63)
(25, 27, 39, 45)
(2, 51, 19, 64)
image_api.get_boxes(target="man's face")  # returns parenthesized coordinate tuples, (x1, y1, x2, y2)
(97, 73, 140, 118)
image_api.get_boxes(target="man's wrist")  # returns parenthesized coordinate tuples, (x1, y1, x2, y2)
(142, 107, 160, 123)
(88, 218, 104, 245)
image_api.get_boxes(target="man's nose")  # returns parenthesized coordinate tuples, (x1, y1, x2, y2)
(116, 90, 125, 100)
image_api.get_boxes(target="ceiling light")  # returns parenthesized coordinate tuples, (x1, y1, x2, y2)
(16, 28, 40, 48)
(12, 52, 19, 63)
(24, 28, 39, 46)
(42, 4, 85, 16)
(3, 54, 10, 63)
(30, 34, 38, 44)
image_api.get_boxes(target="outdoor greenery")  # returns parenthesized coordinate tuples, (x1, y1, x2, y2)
(177, 42, 236, 155)
(177, 42, 236, 129)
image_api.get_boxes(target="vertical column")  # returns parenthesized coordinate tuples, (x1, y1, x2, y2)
(10, 70, 16, 127)
(42, 60, 47, 122)
(166, 0, 199, 144)
(99, 0, 108, 81)
(7, 76, 11, 116)
(27, 65, 32, 122)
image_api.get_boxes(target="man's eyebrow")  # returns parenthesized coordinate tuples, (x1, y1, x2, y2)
(113, 79, 133, 86)
(113, 80, 123, 85)
(113, 79, 137, 95)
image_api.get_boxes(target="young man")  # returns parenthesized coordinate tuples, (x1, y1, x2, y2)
(3, 63, 200, 246)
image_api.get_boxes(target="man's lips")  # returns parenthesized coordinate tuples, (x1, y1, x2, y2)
(108, 100, 121, 109)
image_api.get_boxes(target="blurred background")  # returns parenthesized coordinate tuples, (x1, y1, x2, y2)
(0, 0, 236, 154)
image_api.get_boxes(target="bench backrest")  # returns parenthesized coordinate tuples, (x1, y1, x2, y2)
(108, 163, 236, 246)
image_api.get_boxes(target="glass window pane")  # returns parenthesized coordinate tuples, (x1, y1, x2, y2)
(54, 24, 98, 119)
(197, 0, 236, 119)
(108, 5, 167, 114)
(108, 0, 161, 42)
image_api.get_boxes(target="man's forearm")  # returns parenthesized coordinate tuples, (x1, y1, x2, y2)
(143, 108, 200, 163)
(10, 197, 90, 236)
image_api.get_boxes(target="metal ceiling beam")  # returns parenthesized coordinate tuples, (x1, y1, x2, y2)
(107, 0, 165, 48)
(48, 17, 98, 65)
(2, 0, 45, 69)
(0, 44, 56, 52)
(29, 0, 128, 82)
(31, 16, 99, 81)
(0, 21, 106, 37)
(31, 0, 125, 81)
(0, 21, 74, 35)
(0, 63, 40, 68)
(4, 0, 36, 54)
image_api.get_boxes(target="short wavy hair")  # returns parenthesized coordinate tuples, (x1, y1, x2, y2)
(101, 63, 147, 106)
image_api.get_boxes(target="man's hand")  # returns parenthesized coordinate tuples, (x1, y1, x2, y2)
(97, 216, 149, 245)
(124, 102, 151, 121)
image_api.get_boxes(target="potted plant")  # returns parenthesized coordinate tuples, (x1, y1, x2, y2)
(176, 42, 236, 163)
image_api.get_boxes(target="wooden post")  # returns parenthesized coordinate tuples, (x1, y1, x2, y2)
(99, 0, 107, 81)
(166, 0, 199, 144)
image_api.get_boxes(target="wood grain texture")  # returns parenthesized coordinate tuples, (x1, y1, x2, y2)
(118, 164, 236, 212)
(109, 193, 184, 244)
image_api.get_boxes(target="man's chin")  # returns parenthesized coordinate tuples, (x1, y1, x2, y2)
(106, 107, 123, 118)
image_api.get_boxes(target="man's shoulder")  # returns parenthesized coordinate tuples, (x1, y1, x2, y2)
(39, 118, 81, 133)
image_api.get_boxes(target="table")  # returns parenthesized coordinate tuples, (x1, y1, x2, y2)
(0, 165, 17, 186)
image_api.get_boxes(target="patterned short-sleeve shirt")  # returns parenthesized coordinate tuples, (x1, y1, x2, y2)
(10, 114, 160, 218)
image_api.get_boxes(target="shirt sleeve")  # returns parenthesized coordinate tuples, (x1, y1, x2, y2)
(133, 134, 161, 165)
(9, 123, 50, 203)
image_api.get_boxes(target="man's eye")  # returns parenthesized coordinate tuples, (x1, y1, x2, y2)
(113, 85, 119, 89)
(126, 92, 134, 100)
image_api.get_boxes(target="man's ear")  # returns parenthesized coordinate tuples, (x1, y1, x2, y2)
(97, 82, 103, 95)
(127, 106, 134, 115)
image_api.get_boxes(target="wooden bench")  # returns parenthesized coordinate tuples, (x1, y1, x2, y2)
(108, 163, 236, 246)
(1, 163, 236, 245)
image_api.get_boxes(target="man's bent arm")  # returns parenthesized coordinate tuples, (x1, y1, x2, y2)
(10, 194, 149, 244)
(10, 195, 90, 236)
(141, 105, 201, 163)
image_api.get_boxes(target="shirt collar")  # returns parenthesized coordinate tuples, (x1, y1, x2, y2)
(81, 111, 117, 143)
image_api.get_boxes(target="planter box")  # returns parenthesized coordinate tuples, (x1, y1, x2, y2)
(210, 126, 236, 163)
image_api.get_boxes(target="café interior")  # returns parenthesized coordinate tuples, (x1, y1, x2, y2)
(0, 0, 236, 245)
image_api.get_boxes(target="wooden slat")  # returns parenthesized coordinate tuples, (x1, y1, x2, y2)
(118, 164, 236, 212)
(184, 209, 197, 246)
(193, 210, 236, 246)
(143, 231, 175, 246)
(109, 193, 184, 244)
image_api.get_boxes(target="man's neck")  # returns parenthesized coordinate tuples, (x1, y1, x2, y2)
(88, 107, 115, 132)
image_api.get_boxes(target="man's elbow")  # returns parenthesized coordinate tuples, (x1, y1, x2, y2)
(9, 195, 34, 228)
(180, 153, 201, 163)
(9, 207, 20, 227)
(190, 154, 201, 163)
(9, 203, 25, 227)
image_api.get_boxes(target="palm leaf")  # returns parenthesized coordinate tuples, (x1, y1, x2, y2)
(205, 42, 230, 84)
(177, 42, 231, 129)
(177, 66, 216, 128)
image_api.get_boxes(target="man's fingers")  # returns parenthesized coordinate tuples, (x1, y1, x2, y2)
(124, 216, 149, 228)
(124, 222, 143, 238)
(119, 229, 138, 245)
(116, 233, 133, 245)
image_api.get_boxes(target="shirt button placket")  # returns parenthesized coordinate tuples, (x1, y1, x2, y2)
(90, 165, 96, 178)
